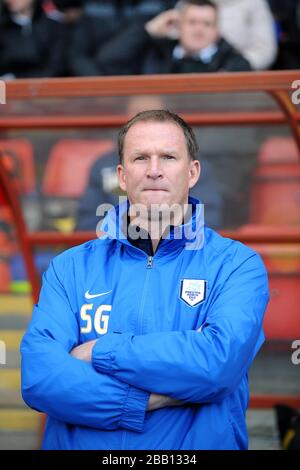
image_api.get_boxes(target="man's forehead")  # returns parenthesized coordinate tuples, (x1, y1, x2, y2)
(124, 122, 187, 154)
(125, 120, 185, 141)
(181, 5, 216, 18)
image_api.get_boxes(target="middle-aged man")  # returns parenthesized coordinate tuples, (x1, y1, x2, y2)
(21, 110, 269, 450)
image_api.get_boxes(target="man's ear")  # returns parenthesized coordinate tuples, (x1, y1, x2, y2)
(188, 159, 201, 189)
(117, 164, 127, 192)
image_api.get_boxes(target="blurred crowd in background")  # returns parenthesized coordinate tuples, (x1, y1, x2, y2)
(0, 0, 299, 80)
(1, 1, 300, 452)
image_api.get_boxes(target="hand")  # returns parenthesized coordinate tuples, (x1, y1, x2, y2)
(145, 9, 180, 39)
(70, 339, 98, 362)
(147, 393, 183, 411)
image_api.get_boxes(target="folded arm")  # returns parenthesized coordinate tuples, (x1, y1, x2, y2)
(21, 259, 150, 432)
(91, 251, 269, 404)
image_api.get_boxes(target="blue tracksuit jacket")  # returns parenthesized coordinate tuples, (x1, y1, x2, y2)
(20, 197, 269, 450)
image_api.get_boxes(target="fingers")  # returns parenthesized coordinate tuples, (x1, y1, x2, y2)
(145, 9, 180, 39)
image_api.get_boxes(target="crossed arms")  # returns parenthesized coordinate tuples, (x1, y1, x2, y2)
(70, 337, 187, 411)
(21, 251, 269, 432)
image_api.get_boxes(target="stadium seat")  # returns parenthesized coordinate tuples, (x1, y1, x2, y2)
(259, 243, 300, 340)
(42, 139, 114, 198)
(250, 137, 300, 225)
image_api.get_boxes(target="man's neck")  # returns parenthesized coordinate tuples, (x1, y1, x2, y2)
(127, 201, 191, 254)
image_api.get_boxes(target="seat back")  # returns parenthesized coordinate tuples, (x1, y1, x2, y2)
(0, 139, 36, 203)
(42, 139, 115, 198)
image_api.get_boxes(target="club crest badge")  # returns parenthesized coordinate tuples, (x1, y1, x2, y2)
(180, 279, 207, 307)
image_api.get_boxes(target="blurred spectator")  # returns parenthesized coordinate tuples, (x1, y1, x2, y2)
(81, 0, 251, 76)
(213, 0, 277, 70)
(0, 0, 65, 79)
(49, 0, 85, 77)
(67, 2, 128, 76)
(269, 0, 300, 69)
(68, 0, 176, 76)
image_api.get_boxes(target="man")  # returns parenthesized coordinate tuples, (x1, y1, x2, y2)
(92, 0, 251, 75)
(0, 0, 65, 79)
(21, 110, 269, 450)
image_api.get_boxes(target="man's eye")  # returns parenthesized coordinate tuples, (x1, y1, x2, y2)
(135, 156, 145, 161)
(164, 155, 175, 160)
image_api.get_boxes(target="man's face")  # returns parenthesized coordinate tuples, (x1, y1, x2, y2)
(4, 0, 34, 14)
(179, 5, 219, 53)
(117, 121, 200, 213)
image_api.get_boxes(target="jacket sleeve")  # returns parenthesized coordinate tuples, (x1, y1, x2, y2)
(224, 50, 252, 72)
(94, 21, 154, 75)
(27, 20, 66, 78)
(67, 18, 103, 76)
(92, 250, 269, 404)
(20, 258, 150, 432)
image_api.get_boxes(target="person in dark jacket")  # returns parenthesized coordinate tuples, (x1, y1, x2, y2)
(68, 0, 176, 76)
(88, 0, 251, 76)
(76, 95, 222, 231)
(0, 0, 65, 79)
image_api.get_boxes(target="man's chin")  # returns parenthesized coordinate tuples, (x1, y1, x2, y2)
(145, 200, 172, 214)
(185, 42, 208, 53)
(140, 192, 168, 206)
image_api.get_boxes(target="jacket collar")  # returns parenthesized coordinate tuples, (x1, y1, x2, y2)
(100, 196, 205, 256)
(173, 43, 218, 63)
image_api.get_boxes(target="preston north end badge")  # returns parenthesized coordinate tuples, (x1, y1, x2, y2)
(180, 279, 207, 307)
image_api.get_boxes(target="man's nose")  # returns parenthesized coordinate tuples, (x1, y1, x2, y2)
(146, 156, 163, 178)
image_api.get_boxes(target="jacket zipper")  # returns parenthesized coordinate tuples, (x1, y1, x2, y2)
(121, 254, 154, 450)
(138, 255, 154, 334)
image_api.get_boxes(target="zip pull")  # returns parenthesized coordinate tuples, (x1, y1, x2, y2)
(147, 256, 153, 269)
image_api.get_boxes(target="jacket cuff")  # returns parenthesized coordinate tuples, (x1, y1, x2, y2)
(120, 386, 150, 433)
(92, 333, 149, 433)
(91, 332, 132, 375)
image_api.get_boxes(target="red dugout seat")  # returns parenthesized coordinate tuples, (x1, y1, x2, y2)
(42, 139, 114, 198)
(250, 137, 300, 225)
